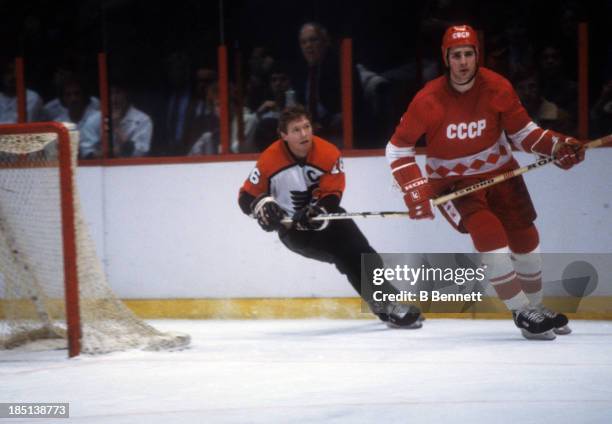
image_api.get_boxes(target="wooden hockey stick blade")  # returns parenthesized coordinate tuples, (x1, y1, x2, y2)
(281, 134, 611, 223)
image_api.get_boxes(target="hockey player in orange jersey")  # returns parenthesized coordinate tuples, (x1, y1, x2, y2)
(239, 105, 422, 328)
(386, 24, 589, 340)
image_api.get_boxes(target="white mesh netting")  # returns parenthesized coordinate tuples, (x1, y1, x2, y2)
(0, 123, 189, 354)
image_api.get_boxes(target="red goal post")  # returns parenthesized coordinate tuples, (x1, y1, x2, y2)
(0, 122, 189, 357)
(0, 122, 80, 356)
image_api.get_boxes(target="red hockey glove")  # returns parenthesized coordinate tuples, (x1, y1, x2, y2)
(552, 138, 585, 170)
(403, 178, 434, 219)
(527, 130, 585, 171)
(391, 160, 434, 220)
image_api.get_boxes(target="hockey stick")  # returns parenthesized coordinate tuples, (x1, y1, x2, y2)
(431, 136, 609, 205)
(281, 135, 611, 223)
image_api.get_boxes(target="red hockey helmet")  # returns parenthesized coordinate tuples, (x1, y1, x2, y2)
(441, 25, 479, 66)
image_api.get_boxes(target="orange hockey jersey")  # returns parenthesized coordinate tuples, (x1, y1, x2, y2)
(239, 136, 345, 215)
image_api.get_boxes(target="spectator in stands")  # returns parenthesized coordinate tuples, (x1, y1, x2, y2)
(180, 66, 217, 152)
(292, 22, 369, 146)
(296, 23, 339, 138)
(245, 46, 276, 113)
(162, 51, 193, 155)
(538, 44, 577, 115)
(80, 84, 152, 158)
(253, 62, 294, 151)
(187, 82, 257, 155)
(502, 14, 536, 76)
(0, 59, 43, 123)
(514, 70, 575, 135)
(77, 114, 102, 159)
(485, 22, 535, 80)
(42, 75, 99, 130)
(192, 67, 217, 118)
(185, 82, 221, 156)
(484, 33, 512, 78)
(109, 84, 152, 157)
(591, 79, 612, 138)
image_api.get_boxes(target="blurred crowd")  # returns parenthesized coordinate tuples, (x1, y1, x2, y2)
(0, 0, 610, 159)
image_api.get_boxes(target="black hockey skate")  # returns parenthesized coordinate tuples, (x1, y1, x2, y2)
(537, 305, 571, 335)
(377, 304, 423, 329)
(512, 308, 556, 340)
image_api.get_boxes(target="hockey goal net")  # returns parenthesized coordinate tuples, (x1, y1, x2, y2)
(0, 122, 189, 356)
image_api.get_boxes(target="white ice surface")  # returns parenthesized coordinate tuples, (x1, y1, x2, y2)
(2, 319, 612, 423)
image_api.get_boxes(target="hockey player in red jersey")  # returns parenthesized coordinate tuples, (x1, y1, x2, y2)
(386, 24, 588, 340)
(240, 105, 422, 328)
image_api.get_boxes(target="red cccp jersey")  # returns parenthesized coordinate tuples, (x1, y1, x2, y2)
(387, 67, 545, 180)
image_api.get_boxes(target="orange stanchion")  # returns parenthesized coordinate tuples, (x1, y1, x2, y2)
(14, 58, 27, 123)
(340, 38, 354, 149)
(97, 52, 111, 158)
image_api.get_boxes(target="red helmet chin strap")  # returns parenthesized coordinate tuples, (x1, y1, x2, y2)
(450, 65, 479, 86)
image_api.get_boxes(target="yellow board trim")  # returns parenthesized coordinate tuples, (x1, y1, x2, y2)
(2, 297, 612, 320)
(122, 296, 612, 320)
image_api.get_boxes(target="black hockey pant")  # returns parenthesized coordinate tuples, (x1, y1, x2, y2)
(279, 218, 397, 303)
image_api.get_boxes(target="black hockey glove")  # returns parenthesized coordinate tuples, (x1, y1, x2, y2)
(292, 204, 329, 231)
(251, 195, 287, 232)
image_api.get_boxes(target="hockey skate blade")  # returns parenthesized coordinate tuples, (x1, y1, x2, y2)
(520, 328, 556, 340)
(385, 320, 423, 330)
(553, 325, 572, 335)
